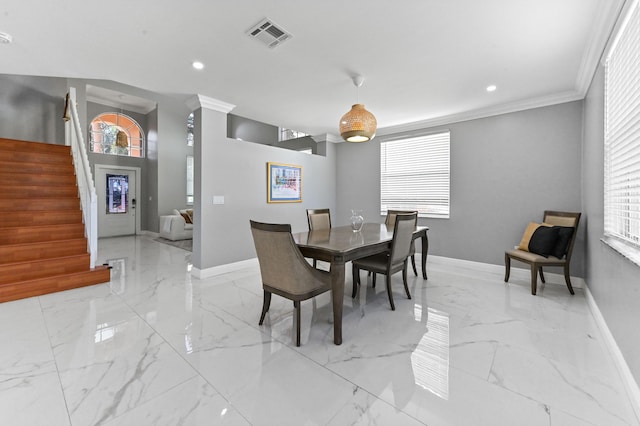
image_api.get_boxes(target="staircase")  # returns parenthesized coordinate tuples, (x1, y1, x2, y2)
(0, 138, 111, 303)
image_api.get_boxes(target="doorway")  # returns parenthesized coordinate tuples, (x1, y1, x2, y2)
(95, 165, 141, 237)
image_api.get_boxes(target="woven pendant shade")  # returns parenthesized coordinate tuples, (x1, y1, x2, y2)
(339, 103, 377, 142)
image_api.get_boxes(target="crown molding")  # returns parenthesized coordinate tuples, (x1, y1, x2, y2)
(186, 94, 235, 113)
(575, 0, 626, 96)
(311, 133, 343, 144)
(377, 90, 584, 136)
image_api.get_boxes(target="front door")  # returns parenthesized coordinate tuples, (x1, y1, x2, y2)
(96, 168, 137, 237)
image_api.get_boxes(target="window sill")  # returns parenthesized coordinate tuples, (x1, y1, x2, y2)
(600, 236, 640, 268)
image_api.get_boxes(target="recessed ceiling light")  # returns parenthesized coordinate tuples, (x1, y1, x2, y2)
(192, 61, 204, 70)
(0, 32, 13, 44)
(486, 85, 497, 92)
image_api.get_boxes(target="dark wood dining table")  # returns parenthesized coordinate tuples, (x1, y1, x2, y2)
(292, 222, 429, 345)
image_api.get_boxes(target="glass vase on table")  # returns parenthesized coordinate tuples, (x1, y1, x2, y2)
(350, 209, 364, 232)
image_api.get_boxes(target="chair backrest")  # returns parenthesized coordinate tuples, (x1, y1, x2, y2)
(307, 208, 331, 230)
(543, 210, 581, 260)
(249, 220, 322, 295)
(385, 209, 418, 227)
(389, 213, 417, 265)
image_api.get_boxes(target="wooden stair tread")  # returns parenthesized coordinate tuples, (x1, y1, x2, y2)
(0, 266, 111, 303)
(0, 223, 85, 244)
(0, 254, 91, 285)
(0, 238, 88, 264)
(0, 197, 80, 211)
(0, 210, 83, 228)
(0, 138, 71, 154)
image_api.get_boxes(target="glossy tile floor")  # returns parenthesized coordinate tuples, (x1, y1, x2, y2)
(1, 235, 638, 426)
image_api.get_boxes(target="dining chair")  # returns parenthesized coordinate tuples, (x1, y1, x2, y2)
(385, 210, 419, 276)
(351, 213, 417, 310)
(306, 208, 331, 268)
(250, 220, 331, 346)
(504, 210, 581, 295)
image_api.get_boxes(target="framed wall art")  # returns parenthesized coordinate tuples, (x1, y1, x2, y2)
(267, 162, 302, 203)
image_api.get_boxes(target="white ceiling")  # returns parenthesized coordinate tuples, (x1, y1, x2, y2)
(0, 0, 625, 138)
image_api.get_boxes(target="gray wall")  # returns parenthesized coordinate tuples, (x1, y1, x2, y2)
(228, 114, 278, 145)
(194, 105, 337, 270)
(228, 114, 320, 154)
(583, 64, 640, 383)
(336, 101, 584, 273)
(0, 74, 67, 144)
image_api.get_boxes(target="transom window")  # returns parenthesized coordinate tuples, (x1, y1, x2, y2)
(380, 131, 450, 218)
(89, 113, 145, 158)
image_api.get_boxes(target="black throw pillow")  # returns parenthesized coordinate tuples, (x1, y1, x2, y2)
(528, 226, 560, 257)
(551, 226, 574, 259)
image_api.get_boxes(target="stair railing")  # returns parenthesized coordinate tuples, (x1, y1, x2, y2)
(64, 87, 98, 268)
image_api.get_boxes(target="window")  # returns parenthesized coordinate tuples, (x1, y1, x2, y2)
(186, 155, 194, 205)
(279, 128, 308, 141)
(380, 131, 450, 218)
(105, 174, 129, 214)
(89, 113, 145, 158)
(187, 112, 195, 146)
(604, 0, 640, 250)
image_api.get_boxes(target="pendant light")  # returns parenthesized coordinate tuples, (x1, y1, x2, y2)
(339, 75, 377, 142)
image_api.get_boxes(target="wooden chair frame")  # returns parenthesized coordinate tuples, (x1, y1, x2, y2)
(504, 210, 581, 295)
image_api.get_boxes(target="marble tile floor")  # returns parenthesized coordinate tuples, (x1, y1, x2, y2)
(1, 235, 638, 426)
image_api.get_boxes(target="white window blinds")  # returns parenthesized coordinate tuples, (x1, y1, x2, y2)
(605, 0, 640, 248)
(380, 131, 450, 218)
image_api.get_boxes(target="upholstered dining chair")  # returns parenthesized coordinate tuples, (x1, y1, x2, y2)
(306, 208, 331, 268)
(386, 210, 419, 276)
(504, 210, 581, 295)
(352, 213, 417, 310)
(250, 220, 331, 346)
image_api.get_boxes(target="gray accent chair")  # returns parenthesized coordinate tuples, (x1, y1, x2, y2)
(504, 211, 581, 295)
(385, 210, 419, 276)
(351, 213, 417, 310)
(250, 220, 331, 346)
(306, 208, 331, 268)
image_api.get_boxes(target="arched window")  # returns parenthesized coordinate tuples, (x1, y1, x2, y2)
(89, 113, 145, 158)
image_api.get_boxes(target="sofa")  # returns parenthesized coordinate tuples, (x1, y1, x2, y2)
(159, 209, 193, 241)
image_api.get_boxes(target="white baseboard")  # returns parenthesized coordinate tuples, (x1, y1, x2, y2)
(192, 258, 258, 279)
(427, 254, 585, 288)
(428, 255, 637, 421)
(584, 285, 640, 423)
(139, 230, 159, 238)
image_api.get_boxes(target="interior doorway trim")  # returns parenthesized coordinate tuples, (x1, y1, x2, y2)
(95, 164, 142, 235)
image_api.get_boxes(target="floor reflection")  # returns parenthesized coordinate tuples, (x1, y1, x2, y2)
(411, 305, 450, 400)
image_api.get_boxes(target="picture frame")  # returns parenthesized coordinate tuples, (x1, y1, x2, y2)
(267, 162, 302, 203)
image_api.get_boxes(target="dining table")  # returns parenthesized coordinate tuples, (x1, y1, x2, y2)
(292, 222, 429, 345)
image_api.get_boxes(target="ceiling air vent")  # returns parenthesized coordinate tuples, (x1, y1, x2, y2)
(246, 18, 292, 49)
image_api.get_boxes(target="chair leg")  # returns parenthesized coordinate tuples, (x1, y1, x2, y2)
(564, 265, 575, 295)
(259, 290, 271, 325)
(531, 266, 538, 295)
(539, 267, 545, 283)
(410, 254, 418, 276)
(352, 265, 360, 298)
(504, 254, 511, 282)
(313, 259, 317, 268)
(372, 273, 377, 288)
(386, 273, 396, 311)
(403, 262, 411, 299)
(294, 301, 301, 346)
